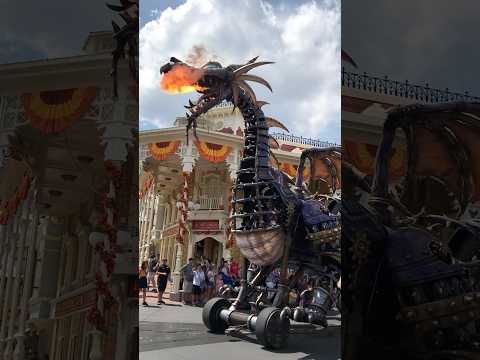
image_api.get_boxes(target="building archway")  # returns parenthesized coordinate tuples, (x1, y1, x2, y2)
(194, 237, 223, 267)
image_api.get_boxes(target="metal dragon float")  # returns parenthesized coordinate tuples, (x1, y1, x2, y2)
(343, 103, 480, 360)
(106, 0, 139, 98)
(160, 57, 341, 348)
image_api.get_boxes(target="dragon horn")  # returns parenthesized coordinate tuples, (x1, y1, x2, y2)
(256, 101, 269, 108)
(237, 80, 257, 103)
(341, 50, 358, 68)
(233, 61, 274, 76)
(111, 20, 121, 33)
(106, 3, 127, 11)
(120, 0, 137, 8)
(246, 56, 259, 64)
(120, 11, 133, 23)
(232, 85, 240, 110)
(236, 74, 273, 92)
(265, 117, 289, 132)
(269, 136, 280, 149)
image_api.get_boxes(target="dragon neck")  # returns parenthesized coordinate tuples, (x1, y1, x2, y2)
(236, 92, 272, 183)
(231, 92, 281, 233)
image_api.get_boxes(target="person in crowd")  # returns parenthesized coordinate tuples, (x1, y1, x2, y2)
(147, 254, 158, 292)
(206, 264, 216, 300)
(192, 264, 206, 306)
(229, 258, 239, 280)
(155, 258, 171, 305)
(218, 260, 233, 287)
(218, 258, 226, 273)
(180, 258, 194, 305)
(221, 259, 229, 275)
(138, 261, 149, 306)
(201, 263, 208, 302)
(215, 263, 224, 293)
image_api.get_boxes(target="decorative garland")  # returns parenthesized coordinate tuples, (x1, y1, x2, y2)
(344, 140, 405, 180)
(0, 173, 33, 225)
(194, 140, 232, 163)
(22, 87, 97, 134)
(138, 174, 154, 200)
(177, 172, 189, 245)
(87, 161, 122, 331)
(148, 141, 180, 161)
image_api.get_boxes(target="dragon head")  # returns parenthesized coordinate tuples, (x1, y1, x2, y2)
(160, 56, 274, 140)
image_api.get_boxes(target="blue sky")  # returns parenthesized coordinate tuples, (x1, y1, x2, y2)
(140, 0, 341, 143)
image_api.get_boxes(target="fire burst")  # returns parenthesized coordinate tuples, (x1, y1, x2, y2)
(160, 64, 206, 93)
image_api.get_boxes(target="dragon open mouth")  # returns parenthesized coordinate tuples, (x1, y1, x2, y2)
(160, 63, 207, 94)
(160, 56, 277, 142)
(160, 57, 236, 139)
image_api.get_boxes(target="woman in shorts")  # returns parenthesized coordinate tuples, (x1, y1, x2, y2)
(205, 264, 216, 300)
(138, 261, 149, 306)
(192, 264, 205, 306)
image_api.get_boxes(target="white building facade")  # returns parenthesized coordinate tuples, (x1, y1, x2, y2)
(0, 32, 138, 360)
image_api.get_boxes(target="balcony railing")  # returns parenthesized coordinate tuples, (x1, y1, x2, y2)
(198, 195, 224, 210)
(175, 117, 212, 129)
(342, 68, 480, 104)
(271, 132, 338, 148)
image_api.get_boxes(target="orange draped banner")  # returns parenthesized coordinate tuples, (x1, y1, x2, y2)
(279, 162, 310, 180)
(22, 87, 97, 134)
(343, 140, 405, 180)
(194, 140, 232, 163)
(148, 141, 181, 160)
(0, 174, 33, 225)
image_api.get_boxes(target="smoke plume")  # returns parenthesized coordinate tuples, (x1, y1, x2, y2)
(185, 45, 219, 67)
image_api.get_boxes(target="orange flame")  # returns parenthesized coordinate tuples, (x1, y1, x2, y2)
(160, 64, 206, 94)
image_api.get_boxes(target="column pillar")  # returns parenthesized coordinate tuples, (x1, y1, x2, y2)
(0, 211, 20, 358)
(151, 201, 165, 256)
(62, 235, 75, 292)
(139, 190, 150, 262)
(169, 147, 193, 301)
(0, 224, 9, 324)
(5, 191, 33, 360)
(89, 330, 103, 360)
(169, 242, 183, 302)
(2, 204, 24, 359)
(164, 202, 171, 228)
(138, 196, 147, 264)
(141, 187, 154, 261)
(75, 226, 88, 286)
(14, 202, 39, 360)
(0, 221, 13, 354)
(144, 186, 156, 256)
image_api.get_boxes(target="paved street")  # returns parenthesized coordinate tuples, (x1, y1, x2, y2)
(139, 290, 341, 360)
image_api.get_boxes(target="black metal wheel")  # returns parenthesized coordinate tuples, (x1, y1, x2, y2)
(255, 307, 290, 349)
(202, 297, 230, 334)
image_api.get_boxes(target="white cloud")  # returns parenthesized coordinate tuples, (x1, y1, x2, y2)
(140, 0, 340, 142)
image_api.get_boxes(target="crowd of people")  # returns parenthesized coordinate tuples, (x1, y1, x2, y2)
(138, 255, 241, 307)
